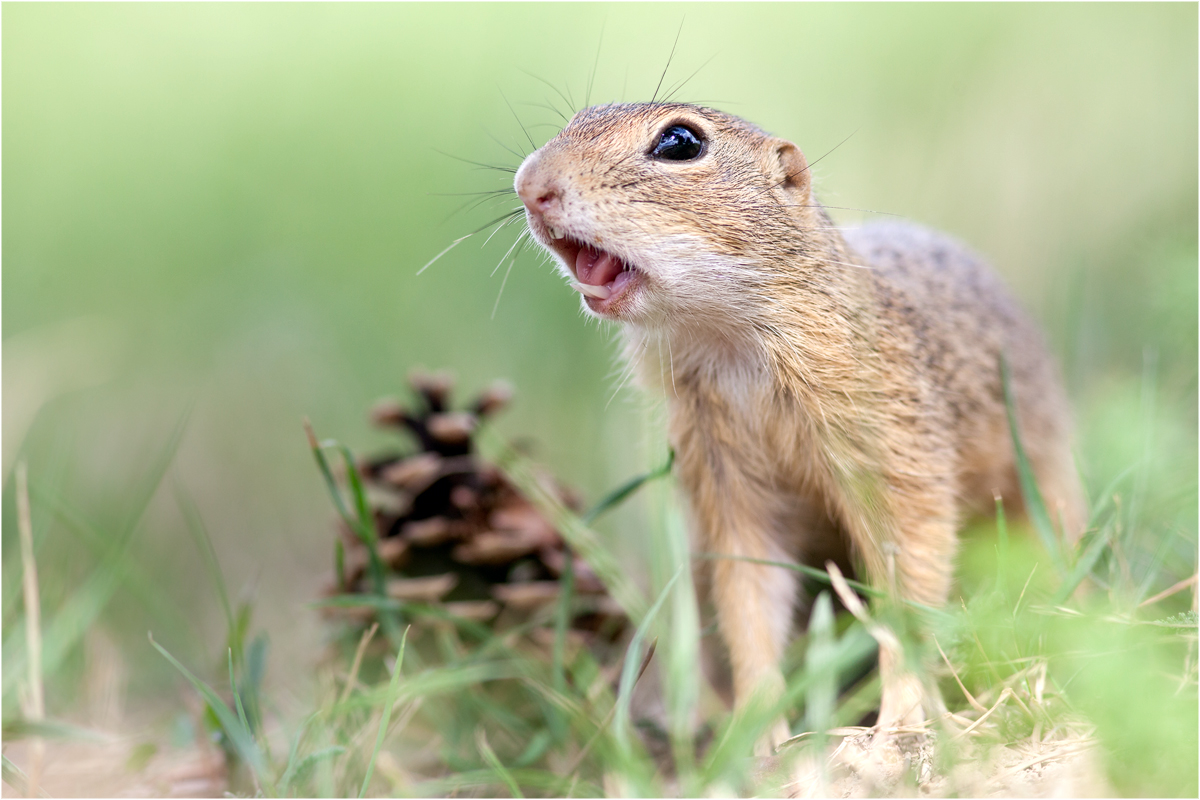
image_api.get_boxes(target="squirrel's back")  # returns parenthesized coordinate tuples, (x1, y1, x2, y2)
(845, 220, 1082, 529)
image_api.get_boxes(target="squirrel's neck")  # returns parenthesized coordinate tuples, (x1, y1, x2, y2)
(625, 207, 877, 410)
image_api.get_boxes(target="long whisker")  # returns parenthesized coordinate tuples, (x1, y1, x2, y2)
(784, 203, 901, 217)
(666, 335, 678, 398)
(484, 129, 528, 163)
(491, 233, 531, 319)
(417, 209, 526, 276)
(439, 190, 520, 225)
(520, 69, 578, 116)
(748, 130, 864, 204)
(656, 337, 668, 401)
(430, 188, 517, 198)
(585, 22, 605, 109)
(491, 227, 529, 277)
(433, 148, 517, 174)
(802, 128, 860, 176)
(662, 53, 717, 104)
(482, 207, 525, 247)
(499, 87, 537, 154)
(417, 235, 471, 276)
(651, 20, 685, 104)
(519, 99, 569, 123)
(606, 340, 644, 409)
(470, 208, 526, 236)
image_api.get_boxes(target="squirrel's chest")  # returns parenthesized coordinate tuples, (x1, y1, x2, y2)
(666, 367, 815, 472)
(630, 328, 820, 474)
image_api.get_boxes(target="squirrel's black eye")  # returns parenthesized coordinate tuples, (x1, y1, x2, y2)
(652, 125, 704, 161)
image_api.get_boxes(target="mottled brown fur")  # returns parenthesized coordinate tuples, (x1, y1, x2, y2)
(514, 103, 1085, 751)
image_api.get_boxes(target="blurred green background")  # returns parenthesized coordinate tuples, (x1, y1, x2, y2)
(3, 3, 1196, 713)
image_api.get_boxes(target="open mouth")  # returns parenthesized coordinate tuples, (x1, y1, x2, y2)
(546, 233, 641, 312)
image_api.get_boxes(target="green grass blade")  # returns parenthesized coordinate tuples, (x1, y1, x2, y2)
(2, 754, 48, 798)
(4, 420, 189, 703)
(804, 592, 837, 739)
(313, 594, 408, 610)
(2, 717, 108, 742)
(3, 528, 138, 704)
(338, 443, 375, 541)
(1085, 463, 1138, 527)
(478, 424, 648, 621)
(552, 548, 575, 693)
(580, 449, 674, 526)
(550, 546, 575, 741)
(23, 483, 195, 643)
(312, 595, 496, 641)
(477, 729, 524, 798)
(277, 713, 315, 796)
(288, 746, 346, 791)
(701, 624, 876, 787)
(995, 494, 1010, 566)
(513, 729, 552, 768)
(359, 625, 409, 798)
(695, 551, 881, 598)
(229, 649, 253, 738)
(410, 768, 593, 797)
(119, 405, 192, 532)
(305, 420, 358, 529)
(1054, 524, 1114, 604)
(149, 634, 271, 791)
(693, 553, 955, 629)
(243, 632, 269, 732)
(1000, 355, 1066, 574)
(650, 480, 701, 790)
(304, 423, 389, 600)
(614, 566, 683, 752)
(176, 482, 238, 662)
(334, 539, 347, 592)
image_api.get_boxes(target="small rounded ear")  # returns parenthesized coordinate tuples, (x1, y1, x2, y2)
(764, 138, 811, 205)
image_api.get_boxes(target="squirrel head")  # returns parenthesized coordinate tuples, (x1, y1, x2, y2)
(515, 103, 819, 330)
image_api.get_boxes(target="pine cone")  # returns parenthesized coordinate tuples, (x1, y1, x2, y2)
(325, 370, 627, 649)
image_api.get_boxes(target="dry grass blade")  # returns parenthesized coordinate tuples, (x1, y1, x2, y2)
(340, 622, 379, 705)
(934, 635, 987, 714)
(1003, 739, 1097, 778)
(955, 687, 1014, 739)
(16, 462, 45, 799)
(564, 640, 657, 777)
(1137, 573, 1199, 609)
(825, 561, 899, 652)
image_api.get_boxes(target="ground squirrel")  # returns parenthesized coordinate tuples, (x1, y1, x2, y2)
(513, 102, 1086, 753)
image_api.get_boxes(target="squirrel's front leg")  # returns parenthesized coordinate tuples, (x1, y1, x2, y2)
(679, 441, 798, 755)
(709, 536, 798, 755)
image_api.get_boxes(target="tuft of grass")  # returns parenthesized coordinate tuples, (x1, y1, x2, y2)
(359, 627, 408, 798)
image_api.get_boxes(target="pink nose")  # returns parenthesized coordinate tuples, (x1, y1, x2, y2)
(515, 168, 561, 215)
(530, 188, 558, 213)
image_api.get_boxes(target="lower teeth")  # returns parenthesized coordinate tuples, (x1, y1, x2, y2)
(571, 281, 611, 300)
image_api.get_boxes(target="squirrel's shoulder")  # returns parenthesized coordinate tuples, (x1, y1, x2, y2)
(839, 220, 1042, 364)
(842, 221, 985, 275)
(842, 220, 1012, 306)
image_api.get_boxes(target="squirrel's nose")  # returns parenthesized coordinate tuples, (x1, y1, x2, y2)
(515, 164, 562, 215)
(531, 188, 559, 213)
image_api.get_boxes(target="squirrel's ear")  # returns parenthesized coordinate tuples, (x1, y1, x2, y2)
(765, 138, 811, 205)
